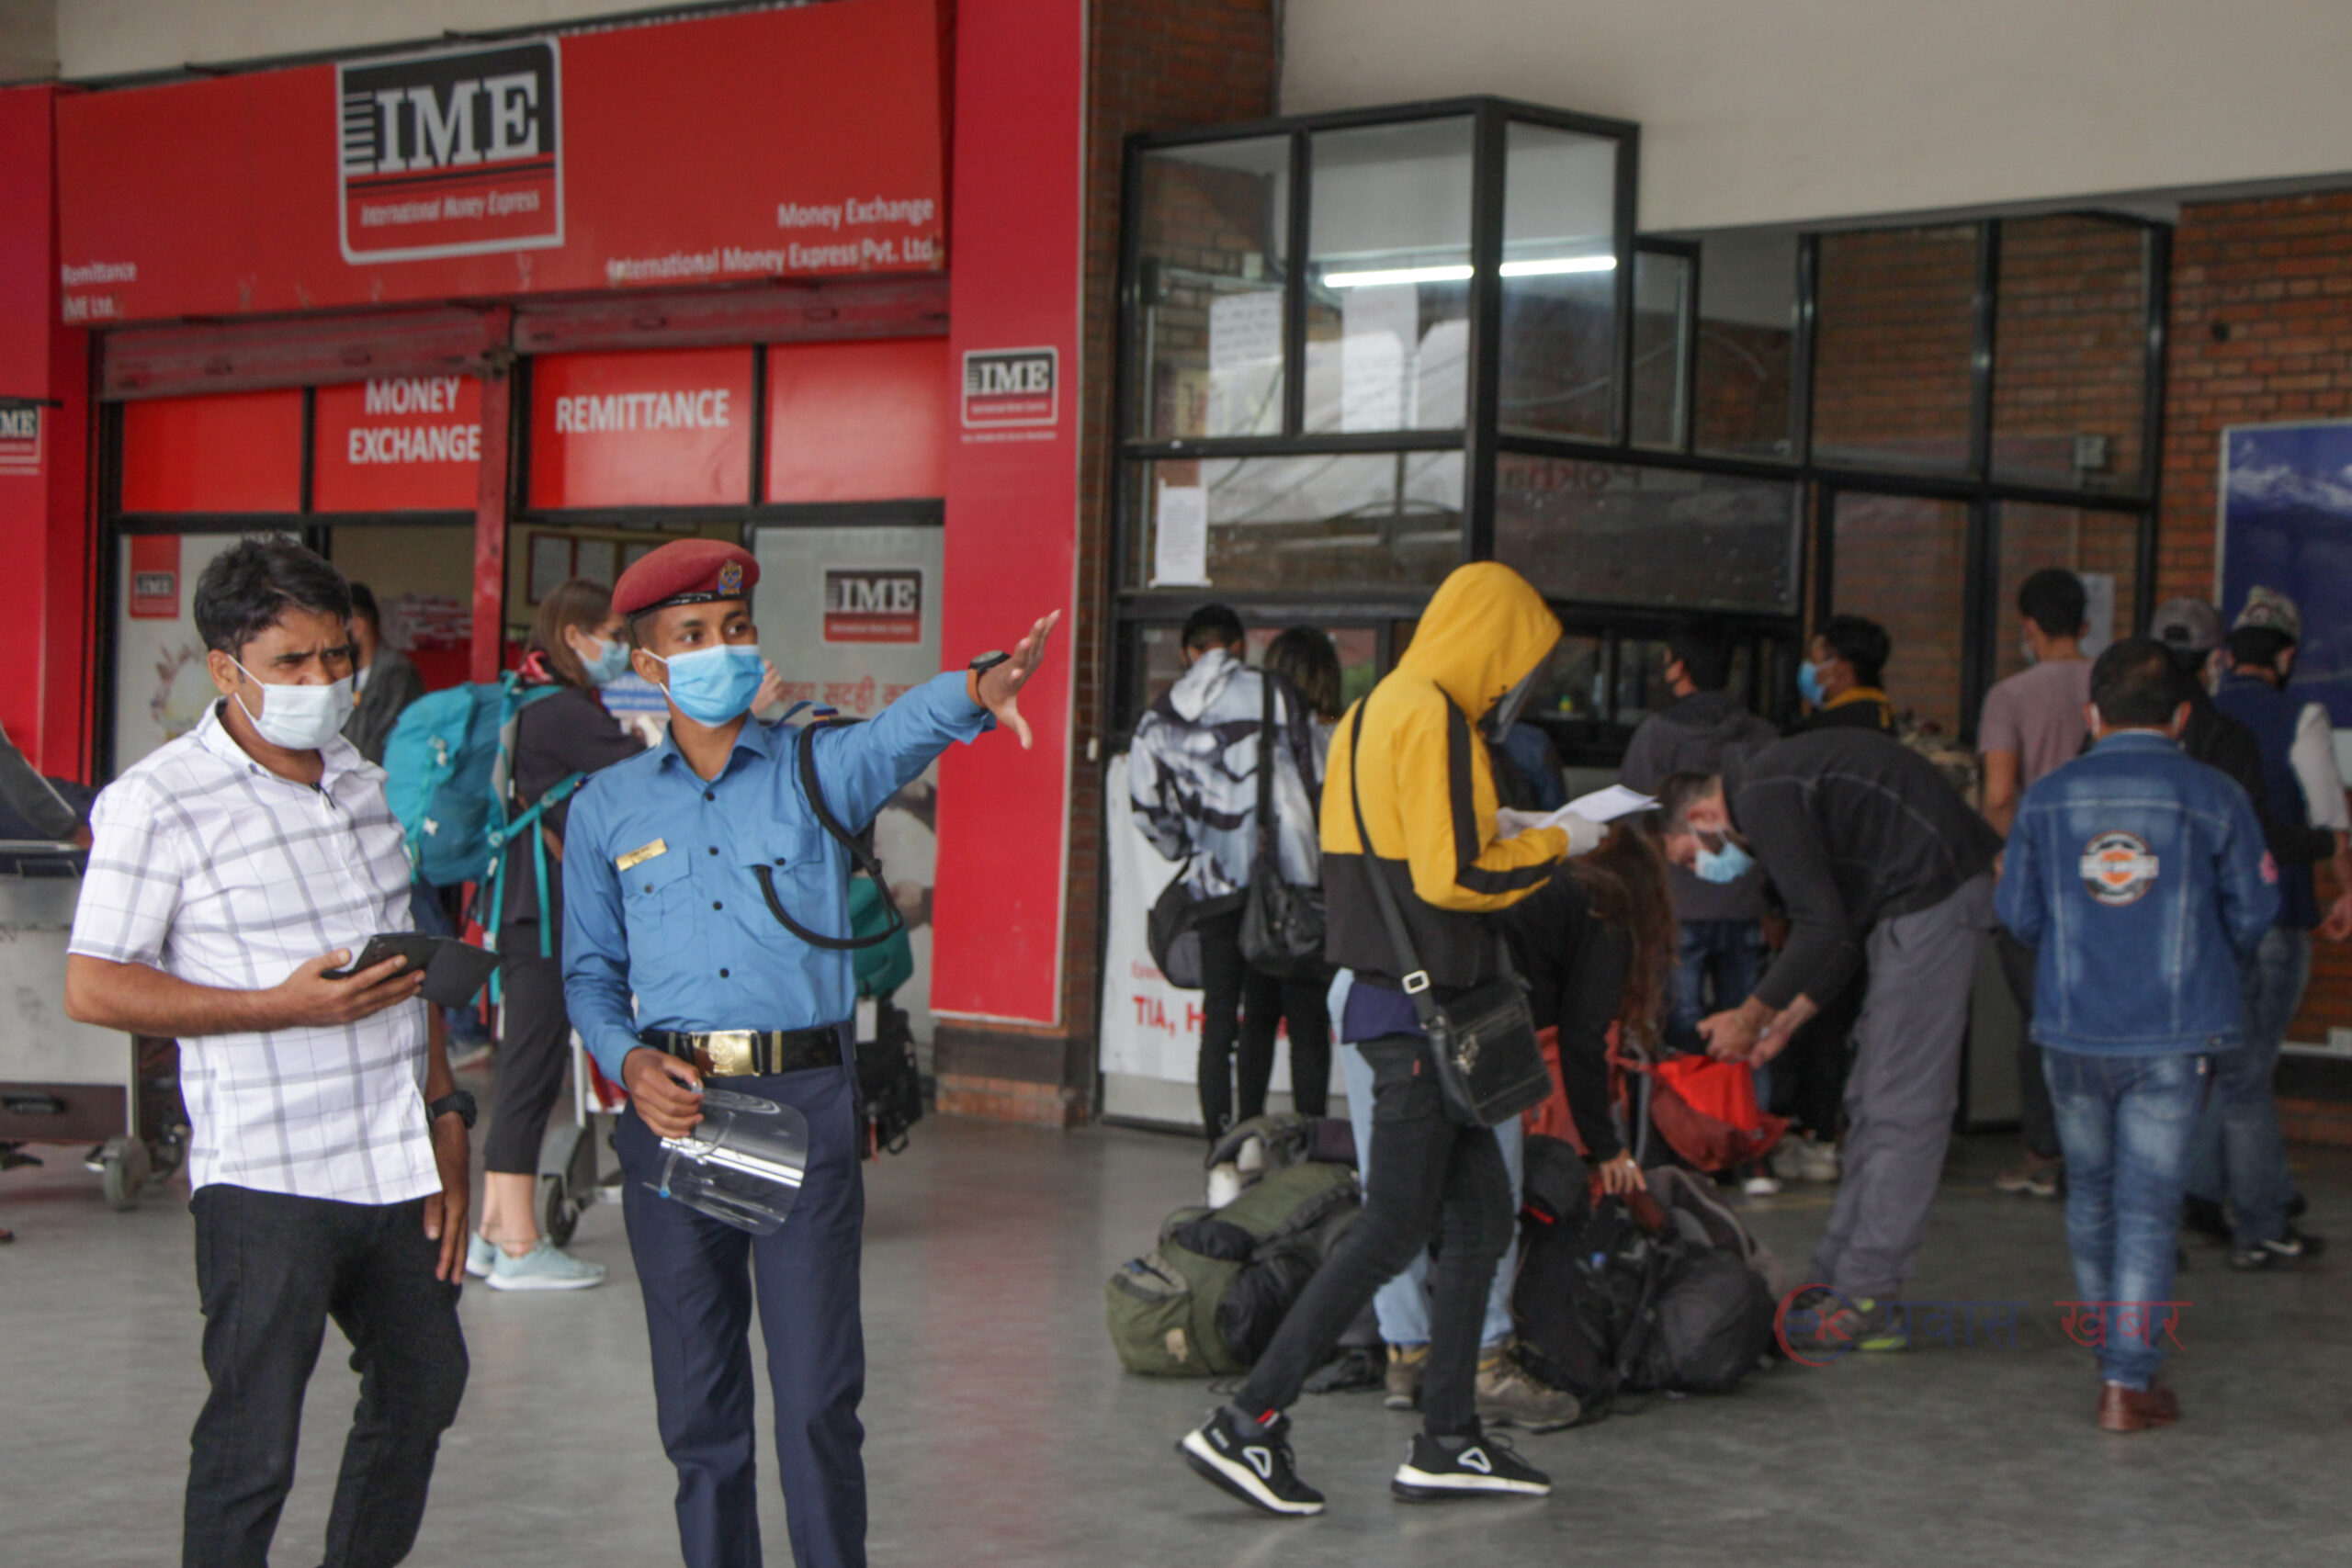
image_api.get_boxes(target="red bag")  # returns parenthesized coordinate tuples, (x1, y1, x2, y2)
(1633, 1051, 1786, 1172)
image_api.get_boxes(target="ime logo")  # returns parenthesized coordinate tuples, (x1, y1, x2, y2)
(336, 39, 563, 264)
(961, 348, 1058, 430)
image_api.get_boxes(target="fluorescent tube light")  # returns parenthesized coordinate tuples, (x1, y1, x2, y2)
(1321, 256, 1616, 288)
(1498, 255, 1618, 276)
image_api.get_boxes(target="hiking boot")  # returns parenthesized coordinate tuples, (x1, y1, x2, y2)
(1392, 1429, 1552, 1502)
(1179, 1406, 1325, 1517)
(1994, 1152, 2062, 1199)
(1384, 1343, 1427, 1411)
(2230, 1228, 2325, 1270)
(2181, 1195, 2232, 1246)
(1475, 1350, 1580, 1433)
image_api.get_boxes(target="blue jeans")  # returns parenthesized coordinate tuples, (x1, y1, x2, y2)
(2186, 925, 2307, 1247)
(1668, 919, 1769, 1107)
(2043, 1048, 2209, 1389)
(1340, 1039, 1521, 1349)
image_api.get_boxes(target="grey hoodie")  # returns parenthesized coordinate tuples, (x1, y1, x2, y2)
(1618, 688, 1779, 922)
(1128, 649, 1322, 900)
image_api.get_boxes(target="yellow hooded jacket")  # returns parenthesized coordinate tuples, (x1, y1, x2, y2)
(1322, 562, 1568, 989)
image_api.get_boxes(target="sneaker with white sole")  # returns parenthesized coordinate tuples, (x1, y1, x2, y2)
(2230, 1228, 2325, 1270)
(1392, 1429, 1552, 1501)
(466, 1235, 497, 1280)
(486, 1238, 606, 1292)
(1179, 1406, 1324, 1517)
(1796, 1136, 1840, 1184)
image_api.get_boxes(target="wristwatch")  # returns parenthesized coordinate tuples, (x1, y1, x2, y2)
(968, 649, 1012, 675)
(428, 1089, 478, 1131)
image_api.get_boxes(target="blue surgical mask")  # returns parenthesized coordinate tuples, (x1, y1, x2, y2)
(1693, 837, 1757, 886)
(1796, 660, 1826, 707)
(581, 637, 631, 688)
(649, 643, 764, 725)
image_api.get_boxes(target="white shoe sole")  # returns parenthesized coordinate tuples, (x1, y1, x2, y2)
(465, 1250, 494, 1280)
(1391, 1463, 1552, 1501)
(485, 1267, 605, 1292)
(1178, 1429, 1324, 1517)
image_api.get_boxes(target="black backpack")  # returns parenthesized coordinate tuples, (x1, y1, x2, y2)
(854, 999, 922, 1158)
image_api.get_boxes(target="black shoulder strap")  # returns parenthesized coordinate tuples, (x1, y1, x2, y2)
(748, 720, 907, 953)
(1256, 671, 1276, 857)
(1347, 702, 1442, 1030)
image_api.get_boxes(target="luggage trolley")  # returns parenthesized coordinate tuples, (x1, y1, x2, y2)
(0, 840, 187, 1209)
(536, 1032, 628, 1246)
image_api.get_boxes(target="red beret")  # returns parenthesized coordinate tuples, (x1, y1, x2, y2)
(613, 539, 760, 619)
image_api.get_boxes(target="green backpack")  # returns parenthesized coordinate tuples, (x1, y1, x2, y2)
(1105, 1160, 1359, 1376)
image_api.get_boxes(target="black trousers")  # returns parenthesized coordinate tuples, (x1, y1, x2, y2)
(1772, 964, 1865, 1139)
(185, 1185, 468, 1568)
(1236, 1035, 1513, 1437)
(1994, 930, 2061, 1161)
(1196, 908, 1335, 1134)
(485, 931, 572, 1176)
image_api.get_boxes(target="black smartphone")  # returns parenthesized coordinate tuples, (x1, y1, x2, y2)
(320, 932, 440, 981)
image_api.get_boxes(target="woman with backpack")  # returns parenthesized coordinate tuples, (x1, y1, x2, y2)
(469, 578, 647, 1291)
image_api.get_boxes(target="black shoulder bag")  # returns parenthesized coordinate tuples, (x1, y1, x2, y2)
(749, 721, 907, 952)
(1346, 704, 1553, 1128)
(1239, 673, 1329, 980)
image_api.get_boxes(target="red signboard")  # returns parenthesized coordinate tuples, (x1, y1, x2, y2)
(765, 337, 950, 502)
(528, 347, 753, 509)
(313, 376, 481, 512)
(120, 390, 304, 513)
(128, 535, 180, 618)
(55, 0, 945, 324)
(930, 0, 1084, 1027)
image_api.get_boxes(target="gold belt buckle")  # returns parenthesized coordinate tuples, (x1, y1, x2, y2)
(702, 1030, 757, 1077)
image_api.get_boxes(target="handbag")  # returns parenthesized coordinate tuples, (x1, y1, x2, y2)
(1346, 704, 1553, 1128)
(1239, 673, 1329, 980)
(1148, 859, 1247, 991)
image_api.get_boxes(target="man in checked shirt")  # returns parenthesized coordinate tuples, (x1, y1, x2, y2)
(65, 536, 469, 1568)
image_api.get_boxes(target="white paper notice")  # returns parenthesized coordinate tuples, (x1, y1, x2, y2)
(1208, 290, 1283, 437)
(1340, 283, 1417, 432)
(1151, 483, 1211, 587)
(2078, 571, 2116, 658)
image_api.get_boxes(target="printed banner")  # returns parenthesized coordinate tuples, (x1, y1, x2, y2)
(55, 0, 944, 323)
(2219, 420, 2352, 726)
(527, 347, 753, 508)
(312, 376, 482, 512)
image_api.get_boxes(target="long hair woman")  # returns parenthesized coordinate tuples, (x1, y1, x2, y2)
(470, 577, 646, 1290)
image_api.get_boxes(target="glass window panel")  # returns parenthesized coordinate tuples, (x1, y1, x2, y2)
(1992, 217, 2151, 494)
(1498, 120, 1622, 442)
(1129, 452, 1464, 592)
(1131, 137, 1292, 441)
(1690, 228, 1800, 459)
(1304, 118, 1474, 434)
(1135, 623, 1383, 720)
(1830, 492, 1969, 736)
(1630, 249, 1691, 449)
(1524, 632, 1606, 725)
(1494, 455, 1799, 614)
(1991, 503, 2143, 684)
(1813, 224, 1981, 474)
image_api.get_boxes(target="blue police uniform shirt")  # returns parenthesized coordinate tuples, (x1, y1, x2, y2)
(562, 671, 990, 1081)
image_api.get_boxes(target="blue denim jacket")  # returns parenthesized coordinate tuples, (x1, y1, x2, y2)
(1996, 731, 2278, 1056)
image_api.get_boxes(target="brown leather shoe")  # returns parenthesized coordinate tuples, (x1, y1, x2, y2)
(2096, 1381, 2181, 1432)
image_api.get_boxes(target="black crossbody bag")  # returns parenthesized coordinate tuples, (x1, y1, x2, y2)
(748, 720, 907, 953)
(1239, 673, 1329, 980)
(1346, 704, 1552, 1128)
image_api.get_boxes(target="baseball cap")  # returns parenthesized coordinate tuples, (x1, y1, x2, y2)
(2233, 585, 2302, 642)
(2149, 597, 2222, 654)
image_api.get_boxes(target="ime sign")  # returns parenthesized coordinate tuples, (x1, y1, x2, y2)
(822, 569, 923, 644)
(960, 347, 1057, 430)
(336, 39, 562, 264)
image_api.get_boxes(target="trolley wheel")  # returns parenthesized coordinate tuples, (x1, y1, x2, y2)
(539, 1172, 578, 1247)
(100, 1135, 150, 1211)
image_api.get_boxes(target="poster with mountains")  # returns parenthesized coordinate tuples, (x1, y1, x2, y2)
(2222, 421, 2352, 726)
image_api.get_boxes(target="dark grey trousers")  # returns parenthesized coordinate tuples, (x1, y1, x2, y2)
(1806, 874, 1996, 1300)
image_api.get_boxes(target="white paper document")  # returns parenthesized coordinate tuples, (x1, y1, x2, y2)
(1150, 483, 1210, 586)
(1557, 784, 1657, 825)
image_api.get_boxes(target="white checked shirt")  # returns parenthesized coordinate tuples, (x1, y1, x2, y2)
(69, 702, 439, 1203)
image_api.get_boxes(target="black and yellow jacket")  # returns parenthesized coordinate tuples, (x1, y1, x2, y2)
(1323, 563, 1568, 989)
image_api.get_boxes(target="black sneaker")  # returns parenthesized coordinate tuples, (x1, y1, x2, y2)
(1179, 1407, 1325, 1517)
(2230, 1228, 2326, 1270)
(1391, 1429, 1552, 1502)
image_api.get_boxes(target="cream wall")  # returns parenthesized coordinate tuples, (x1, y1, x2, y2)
(1281, 0, 2352, 231)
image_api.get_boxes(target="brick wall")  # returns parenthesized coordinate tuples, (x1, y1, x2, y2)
(2160, 187, 2352, 1062)
(936, 0, 1278, 1125)
(1812, 224, 1978, 471)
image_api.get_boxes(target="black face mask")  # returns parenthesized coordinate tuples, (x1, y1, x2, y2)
(1483, 668, 1538, 743)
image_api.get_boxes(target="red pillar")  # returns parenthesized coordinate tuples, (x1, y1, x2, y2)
(0, 85, 95, 781)
(469, 307, 514, 683)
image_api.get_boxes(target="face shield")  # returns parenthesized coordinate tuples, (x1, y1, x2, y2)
(649, 1088, 810, 1235)
(1482, 642, 1554, 743)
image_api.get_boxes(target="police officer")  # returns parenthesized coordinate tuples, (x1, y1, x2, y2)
(562, 539, 1056, 1568)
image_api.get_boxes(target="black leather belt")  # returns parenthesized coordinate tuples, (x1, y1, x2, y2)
(641, 1026, 843, 1078)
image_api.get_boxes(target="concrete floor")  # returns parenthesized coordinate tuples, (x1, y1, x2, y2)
(4, 1100, 2350, 1568)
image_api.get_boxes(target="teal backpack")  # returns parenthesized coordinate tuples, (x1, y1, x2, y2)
(381, 672, 584, 964)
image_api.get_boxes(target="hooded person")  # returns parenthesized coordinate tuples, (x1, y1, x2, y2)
(1180, 562, 1591, 1518)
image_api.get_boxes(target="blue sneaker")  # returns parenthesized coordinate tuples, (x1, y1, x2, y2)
(466, 1234, 496, 1280)
(486, 1239, 606, 1292)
